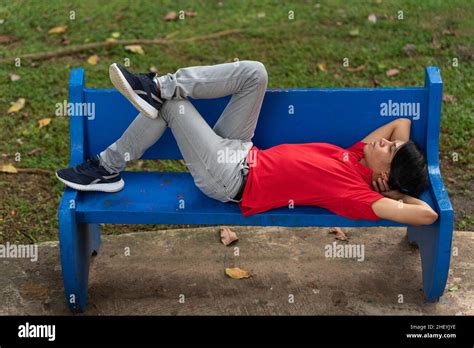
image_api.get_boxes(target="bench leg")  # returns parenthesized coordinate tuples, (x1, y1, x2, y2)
(88, 223, 101, 256)
(58, 208, 97, 313)
(406, 227, 418, 246)
(407, 220, 453, 302)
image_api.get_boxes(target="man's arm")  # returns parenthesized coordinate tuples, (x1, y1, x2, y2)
(371, 191, 438, 226)
(361, 118, 411, 143)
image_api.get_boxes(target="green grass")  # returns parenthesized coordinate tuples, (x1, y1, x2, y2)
(0, 0, 473, 242)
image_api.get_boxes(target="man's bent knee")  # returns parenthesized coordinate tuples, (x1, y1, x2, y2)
(159, 99, 191, 125)
(239, 60, 268, 85)
(253, 61, 268, 84)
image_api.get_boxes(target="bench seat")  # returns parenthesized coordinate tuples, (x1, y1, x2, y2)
(75, 171, 434, 227)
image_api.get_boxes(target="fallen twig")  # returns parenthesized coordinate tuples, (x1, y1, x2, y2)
(18, 230, 36, 244)
(17, 168, 53, 175)
(1, 168, 54, 176)
(0, 29, 242, 64)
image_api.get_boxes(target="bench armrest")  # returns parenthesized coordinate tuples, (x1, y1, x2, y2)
(428, 165, 454, 219)
(69, 68, 86, 166)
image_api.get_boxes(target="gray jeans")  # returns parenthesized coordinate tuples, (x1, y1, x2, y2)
(99, 61, 268, 202)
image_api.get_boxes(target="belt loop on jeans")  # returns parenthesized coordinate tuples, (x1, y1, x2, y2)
(232, 157, 249, 202)
(241, 157, 249, 175)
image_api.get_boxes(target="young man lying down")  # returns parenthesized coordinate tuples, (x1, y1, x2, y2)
(56, 61, 438, 226)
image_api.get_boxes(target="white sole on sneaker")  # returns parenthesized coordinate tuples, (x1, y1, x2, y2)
(109, 63, 159, 119)
(56, 173, 125, 192)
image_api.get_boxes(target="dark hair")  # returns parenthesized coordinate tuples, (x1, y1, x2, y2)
(388, 140, 428, 197)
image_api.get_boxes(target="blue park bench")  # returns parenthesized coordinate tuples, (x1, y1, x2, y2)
(58, 66, 453, 313)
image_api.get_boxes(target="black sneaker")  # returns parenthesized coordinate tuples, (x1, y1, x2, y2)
(109, 63, 163, 119)
(56, 156, 124, 192)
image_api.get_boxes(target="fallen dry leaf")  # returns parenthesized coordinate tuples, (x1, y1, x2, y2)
(443, 95, 456, 104)
(402, 44, 417, 57)
(38, 118, 51, 129)
(329, 227, 348, 241)
(346, 65, 365, 73)
(386, 68, 400, 77)
(125, 45, 144, 55)
(28, 148, 43, 155)
(370, 76, 381, 87)
(317, 63, 327, 72)
(9, 73, 21, 81)
(368, 13, 377, 24)
(8, 98, 26, 113)
(48, 25, 67, 34)
(87, 54, 100, 65)
(164, 11, 178, 21)
(185, 11, 197, 17)
(336, 21, 343, 27)
(349, 28, 359, 37)
(431, 36, 441, 49)
(0, 35, 19, 44)
(225, 267, 253, 279)
(442, 29, 457, 36)
(448, 284, 460, 292)
(220, 226, 239, 246)
(0, 163, 18, 173)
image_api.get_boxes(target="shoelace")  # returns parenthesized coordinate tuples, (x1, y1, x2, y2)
(75, 157, 100, 173)
(137, 73, 160, 102)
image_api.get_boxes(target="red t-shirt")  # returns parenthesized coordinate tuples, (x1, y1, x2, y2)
(239, 141, 384, 220)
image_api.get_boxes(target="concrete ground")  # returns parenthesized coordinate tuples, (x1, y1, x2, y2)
(0, 226, 472, 315)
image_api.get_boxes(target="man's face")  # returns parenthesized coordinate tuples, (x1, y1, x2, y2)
(364, 138, 405, 175)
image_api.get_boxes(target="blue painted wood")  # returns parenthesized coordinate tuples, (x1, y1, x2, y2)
(407, 67, 453, 301)
(58, 66, 454, 311)
(68, 68, 86, 166)
(58, 189, 90, 312)
(83, 87, 428, 159)
(57, 68, 92, 312)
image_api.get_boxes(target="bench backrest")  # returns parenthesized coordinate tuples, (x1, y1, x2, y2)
(68, 67, 442, 169)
